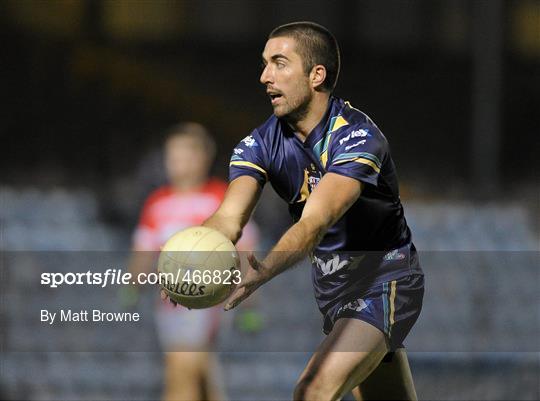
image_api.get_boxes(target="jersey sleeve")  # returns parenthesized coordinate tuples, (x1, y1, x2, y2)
(229, 130, 268, 186)
(326, 125, 387, 186)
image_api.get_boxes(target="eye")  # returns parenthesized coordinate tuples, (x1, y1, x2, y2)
(276, 62, 286, 69)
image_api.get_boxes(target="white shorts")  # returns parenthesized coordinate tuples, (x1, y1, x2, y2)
(155, 302, 220, 349)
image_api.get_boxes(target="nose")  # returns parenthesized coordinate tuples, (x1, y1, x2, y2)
(260, 64, 272, 85)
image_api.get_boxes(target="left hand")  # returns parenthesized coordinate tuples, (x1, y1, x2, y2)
(224, 253, 269, 311)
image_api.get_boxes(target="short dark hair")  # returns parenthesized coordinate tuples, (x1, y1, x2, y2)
(269, 21, 340, 92)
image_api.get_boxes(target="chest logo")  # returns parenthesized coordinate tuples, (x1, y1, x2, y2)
(307, 174, 321, 192)
(307, 164, 321, 191)
(298, 164, 322, 202)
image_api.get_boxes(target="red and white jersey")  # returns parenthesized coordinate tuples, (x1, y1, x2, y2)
(133, 179, 227, 251)
(133, 178, 257, 251)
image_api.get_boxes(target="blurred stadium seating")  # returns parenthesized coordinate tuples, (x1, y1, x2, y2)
(1, 186, 123, 251)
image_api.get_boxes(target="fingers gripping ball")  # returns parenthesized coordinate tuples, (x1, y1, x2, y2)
(158, 226, 241, 309)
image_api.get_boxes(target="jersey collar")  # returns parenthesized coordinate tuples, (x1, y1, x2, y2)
(305, 96, 348, 167)
(304, 96, 343, 145)
(279, 97, 341, 143)
(278, 96, 347, 167)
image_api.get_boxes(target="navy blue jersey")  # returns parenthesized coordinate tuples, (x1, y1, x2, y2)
(230, 97, 423, 310)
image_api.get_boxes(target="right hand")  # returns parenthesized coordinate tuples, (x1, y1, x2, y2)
(224, 253, 269, 311)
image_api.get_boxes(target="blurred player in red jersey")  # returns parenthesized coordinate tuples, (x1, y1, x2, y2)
(129, 122, 258, 401)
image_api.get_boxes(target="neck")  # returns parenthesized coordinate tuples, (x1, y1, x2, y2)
(288, 92, 330, 141)
(171, 177, 207, 192)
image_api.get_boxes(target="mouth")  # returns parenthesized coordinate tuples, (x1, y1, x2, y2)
(267, 91, 283, 105)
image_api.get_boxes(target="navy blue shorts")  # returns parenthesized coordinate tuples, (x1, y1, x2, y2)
(322, 274, 424, 350)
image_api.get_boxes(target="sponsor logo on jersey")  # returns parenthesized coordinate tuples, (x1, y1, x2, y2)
(338, 129, 371, 146)
(345, 140, 367, 151)
(313, 254, 350, 275)
(337, 298, 371, 315)
(242, 135, 258, 147)
(233, 148, 244, 155)
(383, 249, 406, 261)
(312, 253, 366, 276)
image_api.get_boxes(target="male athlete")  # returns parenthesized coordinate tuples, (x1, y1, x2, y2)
(165, 22, 424, 400)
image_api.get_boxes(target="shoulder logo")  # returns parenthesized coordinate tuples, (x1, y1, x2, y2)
(230, 147, 244, 161)
(345, 140, 366, 151)
(242, 135, 258, 147)
(339, 129, 371, 146)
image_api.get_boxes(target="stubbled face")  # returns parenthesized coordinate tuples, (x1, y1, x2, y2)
(165, 134, 210, 184)
(260, 36, 313, 121)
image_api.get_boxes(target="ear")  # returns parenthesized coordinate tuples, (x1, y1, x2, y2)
(310, 65, 327, 90)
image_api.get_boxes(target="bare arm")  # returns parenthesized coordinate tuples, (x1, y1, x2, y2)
(225, 172, 363, 310)
(203, 175, 262, 244)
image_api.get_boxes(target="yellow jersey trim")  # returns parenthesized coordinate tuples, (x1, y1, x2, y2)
(229, 161, 268, 179)
(329, 115, 349, 133)
(389, 280, 397, 326)
(297, 169, 310, 202)
(354, 158, 381, 174)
